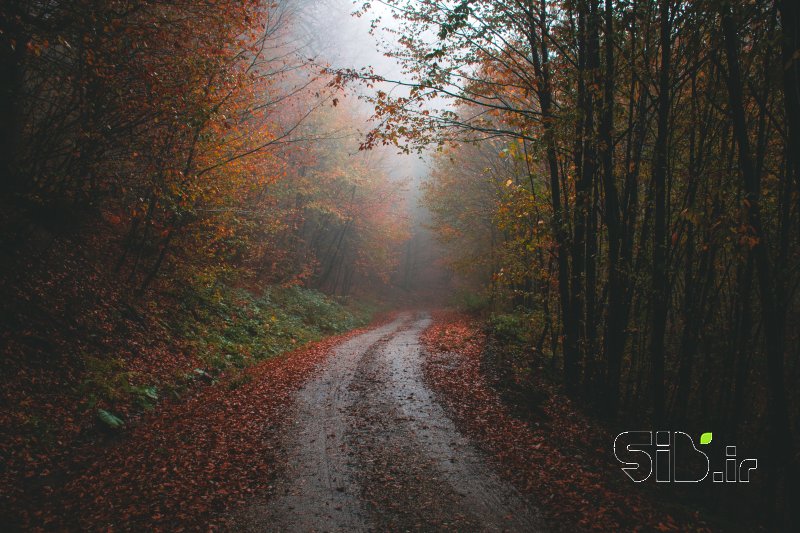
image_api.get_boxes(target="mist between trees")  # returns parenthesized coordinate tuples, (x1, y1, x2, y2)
(1, 0, 799, 529)
(334, 0, 800, 527)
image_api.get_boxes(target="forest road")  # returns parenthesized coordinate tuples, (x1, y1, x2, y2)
(230, 312, 545, 532)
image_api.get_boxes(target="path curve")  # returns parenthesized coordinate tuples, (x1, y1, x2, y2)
(231, 312, 545, 532)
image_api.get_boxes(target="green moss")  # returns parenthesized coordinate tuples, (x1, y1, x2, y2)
(179, 284, 369, 372)
(76, 283, 371, 424)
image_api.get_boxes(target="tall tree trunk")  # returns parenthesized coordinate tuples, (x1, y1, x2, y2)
(582, 0, 602, 398)
(525, 0, 579, 392)
(780, 0, 800, 194)
(649, 0, 672, 426)
(721, 6, 795, 523)
(0, 2, 27, 193)
(599, 0, 628, 418)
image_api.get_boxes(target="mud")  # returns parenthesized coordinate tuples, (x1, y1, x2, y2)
(230, 313, 544, 532)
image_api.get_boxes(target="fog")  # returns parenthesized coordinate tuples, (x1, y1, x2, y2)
(291, 0, 452, 303)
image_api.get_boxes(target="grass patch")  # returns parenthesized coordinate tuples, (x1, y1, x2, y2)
(178, 284, 369, 373)
(76, 283, 371, 427)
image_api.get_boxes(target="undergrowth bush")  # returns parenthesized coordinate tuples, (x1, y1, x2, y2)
(180, 284, 368, 372)
(83, 283, 370, 426)
(487, 313, 531, 345)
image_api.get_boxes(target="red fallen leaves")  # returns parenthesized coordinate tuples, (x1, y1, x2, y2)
(421, 310, 711, 532)
(7, 320, 390, 531)
(0, 230, 206, 524)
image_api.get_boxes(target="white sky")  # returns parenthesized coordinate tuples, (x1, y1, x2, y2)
(295, 0, 431, 187)
(293, 0, 447, 291)
(298, 0, 403, 76)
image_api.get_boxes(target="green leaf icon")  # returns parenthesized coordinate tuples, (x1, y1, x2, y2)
(700, 432, 713, 445)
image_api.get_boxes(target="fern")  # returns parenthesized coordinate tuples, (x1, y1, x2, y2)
(97, 409, 125, 429)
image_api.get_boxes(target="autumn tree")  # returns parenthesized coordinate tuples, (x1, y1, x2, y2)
(350, 0, 800, 524)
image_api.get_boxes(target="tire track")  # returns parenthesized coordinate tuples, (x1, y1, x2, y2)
(231, 312, 545, 532)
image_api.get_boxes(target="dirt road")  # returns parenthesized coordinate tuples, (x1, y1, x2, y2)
(231, 312, 545, 532)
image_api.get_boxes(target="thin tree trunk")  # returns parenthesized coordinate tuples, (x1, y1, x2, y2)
(525, 0, 579, 392)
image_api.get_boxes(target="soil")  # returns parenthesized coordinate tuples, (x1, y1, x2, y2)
(230, 312, 545, 532)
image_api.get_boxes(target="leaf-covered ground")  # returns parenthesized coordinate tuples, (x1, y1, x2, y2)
(0, 221, 377, 529)
(230, 312, 545, 532)
(2, 307, 740, 530)
(421, 310, 714, 532)
(3, 316, 392, 531)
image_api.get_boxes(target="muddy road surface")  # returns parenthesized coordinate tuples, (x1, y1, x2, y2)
(231, 312, 545, 532)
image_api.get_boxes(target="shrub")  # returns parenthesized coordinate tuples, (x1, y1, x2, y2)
(180, 283, 368, 374)
(453, 290, 491, 314)
(487, 313, 530, 345)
